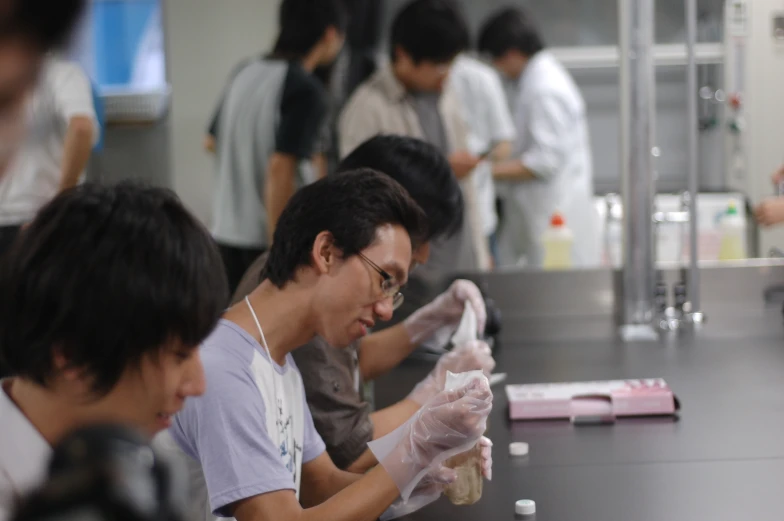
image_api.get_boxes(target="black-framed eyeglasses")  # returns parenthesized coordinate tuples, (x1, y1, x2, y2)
(357, 252, 404, 310)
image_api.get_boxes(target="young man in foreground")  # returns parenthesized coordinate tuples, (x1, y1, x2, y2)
(0, 183, 229, 521)
(157, 169, 494, 521)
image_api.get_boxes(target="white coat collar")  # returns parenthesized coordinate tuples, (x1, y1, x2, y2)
(0, 380, 51, 503)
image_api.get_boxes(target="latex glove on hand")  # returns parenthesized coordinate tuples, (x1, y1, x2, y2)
(375, 377, 493, 496)
(380, 436, 493, 520)
(478, 436, 493, 481)
(404, 279, 487, 346)
(405, 436, 493, 494)
(408, 340, 496, 405)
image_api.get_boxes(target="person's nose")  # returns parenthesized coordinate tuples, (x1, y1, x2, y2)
(181, 352, 207, 398)
(374, 296, 395, 322)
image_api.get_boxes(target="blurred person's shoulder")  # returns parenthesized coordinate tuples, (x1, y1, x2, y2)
(231, 252, 269, 305)
(0, 380, 51, 515)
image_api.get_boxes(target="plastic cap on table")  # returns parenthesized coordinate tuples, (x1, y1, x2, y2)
(516, 499, 536, 516)
(509, 442, 529, 456)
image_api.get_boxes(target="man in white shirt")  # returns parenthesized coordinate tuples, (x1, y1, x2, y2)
(449, 54, 516, 262)
(0, 55, 98, 256)
(478, 7, 600, 268)
(0, 183, 229, 521)
(0, 0, 86, 179)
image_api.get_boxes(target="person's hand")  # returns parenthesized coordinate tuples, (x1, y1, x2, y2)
(404, 279, 487, 346)
(477, 436, 493, 480)
(379, 436, 493, 520)
(771, 164, 784, 187)
(449, 150, 481, 180)
(377, 378, 493, 494)
(408, 340, 496, 405)
(755, 197, 784, 227)
(404, 436, 492, 494)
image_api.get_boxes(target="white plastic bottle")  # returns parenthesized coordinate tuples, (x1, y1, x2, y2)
(718, 201, 746, 261)
(542, 213, 574, 269)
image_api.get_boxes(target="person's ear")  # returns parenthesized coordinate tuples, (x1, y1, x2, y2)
(312, 231, 337, 274)
(53, 347, 81, 382)
(323, 25, 338, 45)
(393, 45, 410, 66)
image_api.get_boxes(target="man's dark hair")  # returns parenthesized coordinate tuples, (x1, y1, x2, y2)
(389, 0, 470, 64)
(338, 135, 463, 241)
(264, 169, 428, 287)
(271, 0, 348, 60)
(0, 0, 86, 50)
(478, 7, 545, 59)
(0, 182, 228, 396)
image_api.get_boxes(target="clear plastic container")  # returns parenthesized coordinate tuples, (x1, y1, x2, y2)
(542, 213, 574, 269)
(444, 443, 483, 505)
(718, 201, 746, 261)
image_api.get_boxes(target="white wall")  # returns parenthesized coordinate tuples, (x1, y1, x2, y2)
(164, 0, 282, 224)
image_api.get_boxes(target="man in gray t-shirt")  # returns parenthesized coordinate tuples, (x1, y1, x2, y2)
(229, 135, 495, 476)
(204, 2, 344, 295)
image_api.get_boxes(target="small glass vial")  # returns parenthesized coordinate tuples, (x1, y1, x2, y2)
(444, 443, 483, 505)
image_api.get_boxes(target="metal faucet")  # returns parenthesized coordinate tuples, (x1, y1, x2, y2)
(617, 0, 704, 337)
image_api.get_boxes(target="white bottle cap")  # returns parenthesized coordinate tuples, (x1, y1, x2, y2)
(509, 442, 529, 456)
(516, 499, 536, 516)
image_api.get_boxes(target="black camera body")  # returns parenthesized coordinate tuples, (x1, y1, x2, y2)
(11, 425, 185, 521)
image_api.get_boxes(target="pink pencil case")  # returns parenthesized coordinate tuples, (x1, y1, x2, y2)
(506, 379, 679, 421)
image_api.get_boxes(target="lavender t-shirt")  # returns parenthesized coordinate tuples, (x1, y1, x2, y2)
(159, 319, 325, 519)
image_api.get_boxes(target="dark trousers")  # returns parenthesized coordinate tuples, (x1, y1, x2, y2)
(0, 225, 21, 258)
(0, 225, 21, 378)
(218, 243, 266, 298)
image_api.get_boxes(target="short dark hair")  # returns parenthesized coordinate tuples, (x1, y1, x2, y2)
(389, 0, 470, 64)
(272, 0, 347, 60)
(264, 169, 428, 287)
(478, 7, 545, 58)
(337, 135, 463, 241)
(0, 0, 86, 50)
(0, 182, 228, 396)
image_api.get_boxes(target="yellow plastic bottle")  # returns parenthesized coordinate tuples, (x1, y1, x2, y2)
(718, 201, 746, 261)
(542, 213, 574, 269)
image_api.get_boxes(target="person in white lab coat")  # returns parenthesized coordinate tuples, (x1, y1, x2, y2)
(448, 54, 516, 263)
(478, 7, 599, 268)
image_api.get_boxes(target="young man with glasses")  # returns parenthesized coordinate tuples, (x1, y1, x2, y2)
(155, 168, 494, 521)
(232, 135, 495, 474)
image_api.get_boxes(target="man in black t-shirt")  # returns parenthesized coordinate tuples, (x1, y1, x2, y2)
(205, 0, 346, 294)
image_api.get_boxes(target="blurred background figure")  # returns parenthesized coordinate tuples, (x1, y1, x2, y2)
(205, 0, 346, 295)
(0, 0, 86, 179)
(339, 0, 490, 323)
(479, 6, 599, 268)
(755, 164, 784, 228)
(448, 53, 516, 265)
(0, 55, 98, 256)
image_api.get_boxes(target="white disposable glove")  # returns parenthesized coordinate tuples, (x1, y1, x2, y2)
(408, 340, 496, 405)
(379, 437, 493, 520)
(373, 377, 493, 496)
(404, 280, 487, 346)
